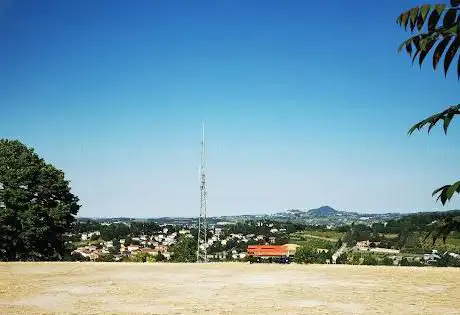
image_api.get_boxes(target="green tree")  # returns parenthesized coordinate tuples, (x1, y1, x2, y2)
(400, 258, 424, 267)
(96, 253, 114, 262)
(127, 252, 149, 263)
(100, 223, 130, 241)
(70, 251, 90, 262)
(397, 1, 460, 243)
(434, 254, 460, 267)
(0, 140, 80, 261)
(156, 252, 166, 262)
(130, 221, 160, 236)
(362, 255, 378, 266)
(170, 236, 196, 262)
(381, 257, 394, 266)
(293, 246, 315, 264)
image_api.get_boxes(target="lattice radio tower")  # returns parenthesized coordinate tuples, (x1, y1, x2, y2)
(196, 123, 208, 263)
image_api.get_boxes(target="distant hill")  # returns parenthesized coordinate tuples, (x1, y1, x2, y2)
(269, 206, 402, 225)
(307, 206, 342, 217)
(277, 206, 358, 218)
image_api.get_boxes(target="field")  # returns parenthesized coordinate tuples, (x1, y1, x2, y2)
(1, 263, 460, 315)
(291, 230, 344, 242)
(289, 231, 338, 249)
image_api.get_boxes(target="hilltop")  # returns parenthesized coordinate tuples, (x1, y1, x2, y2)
(280, 205, 356, 217)
(77, 206, 404, 227)
(269, 206, 401, 225)
(1, 263, 459, 315)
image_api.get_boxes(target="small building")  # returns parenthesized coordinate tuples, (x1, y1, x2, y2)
(127, 245, 140, 252)
(247, 245, 289, 258)
(356, 240, 370, 251)
(156, 245, 168, 252)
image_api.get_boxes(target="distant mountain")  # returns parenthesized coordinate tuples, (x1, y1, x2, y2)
(268, 206, 409, 227)
(307, 206, 362, 217)
(307, 206, 341, 217)
(276, 206, 353, 217)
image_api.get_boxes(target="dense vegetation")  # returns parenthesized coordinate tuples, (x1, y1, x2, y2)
(69, 220, 170, 242)
(340, 211, 460, 252)
(0, 140, 80, 261)
(397, 1, 460, 243)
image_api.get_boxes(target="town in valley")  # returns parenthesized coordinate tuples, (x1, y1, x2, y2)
(69, 206, 460, 267)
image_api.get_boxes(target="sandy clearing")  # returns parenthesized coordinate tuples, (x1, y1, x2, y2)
(0, 262, 459, 315)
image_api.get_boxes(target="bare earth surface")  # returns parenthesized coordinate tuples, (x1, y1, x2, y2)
(0, 262, 459, 315)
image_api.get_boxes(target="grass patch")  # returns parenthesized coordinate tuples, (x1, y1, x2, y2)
(289, 236, 336, 249)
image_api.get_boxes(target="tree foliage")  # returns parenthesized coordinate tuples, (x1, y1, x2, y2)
(293, 246, 315, 264)
(397, 1, 460, 78)
(397, 1, 460, 244)
(0, 140, 80, 261)
(424, 214, 460, 244)
(169, 236, 196, 262)
(293, 246, 332, 264)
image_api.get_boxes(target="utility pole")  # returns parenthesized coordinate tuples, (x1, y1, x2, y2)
(197, 123, 208, 263)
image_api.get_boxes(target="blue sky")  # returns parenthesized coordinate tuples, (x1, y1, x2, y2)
(1, 0, 459, 217)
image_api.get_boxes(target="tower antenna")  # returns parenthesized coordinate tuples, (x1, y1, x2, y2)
(197, 122, 208, 262)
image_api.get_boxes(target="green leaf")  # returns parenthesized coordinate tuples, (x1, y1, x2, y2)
(410, 7, 419, 31)
(434, 4, 447, 15)
(428, 5, 443, 31)
(419, 37, 437, 67)
(397, 11, 411, 29)
(411, 36, 422, 64)
(408, 104, 460, 135)
(443, 24, 458, 36)
(444, 37, 460, 76)
(446, 181, 460, 200)
(416, 5, 431, 31)
(458, 53, 460, 79)
(428, 119, 437, 133)
(440, 188, 450, 205)
(432, 185, 449, 197)
(420, 4, 432, 21)
(398, 40, 407, 53)
(416, 16, 424, 31)
(443, 8, 458, 28)
(405, 41, 413, 56)
(412, 50, 421, 65)
(433, 36, 452, 70)
(412, 35, 421, 50)
(443, 111, 455, 133)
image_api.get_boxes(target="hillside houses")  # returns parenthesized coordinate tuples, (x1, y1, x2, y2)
(71, 219, 295, 262)
(81, 231, 100, 241)
(71, 228, 184, 261)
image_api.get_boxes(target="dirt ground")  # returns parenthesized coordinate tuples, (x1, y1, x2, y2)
(0, 262, 459, 315)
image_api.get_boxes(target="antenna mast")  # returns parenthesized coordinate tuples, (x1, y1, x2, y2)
(197, 123, 208, 262)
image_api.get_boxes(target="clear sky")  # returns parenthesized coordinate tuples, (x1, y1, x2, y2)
(1, 0, 459, 217)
